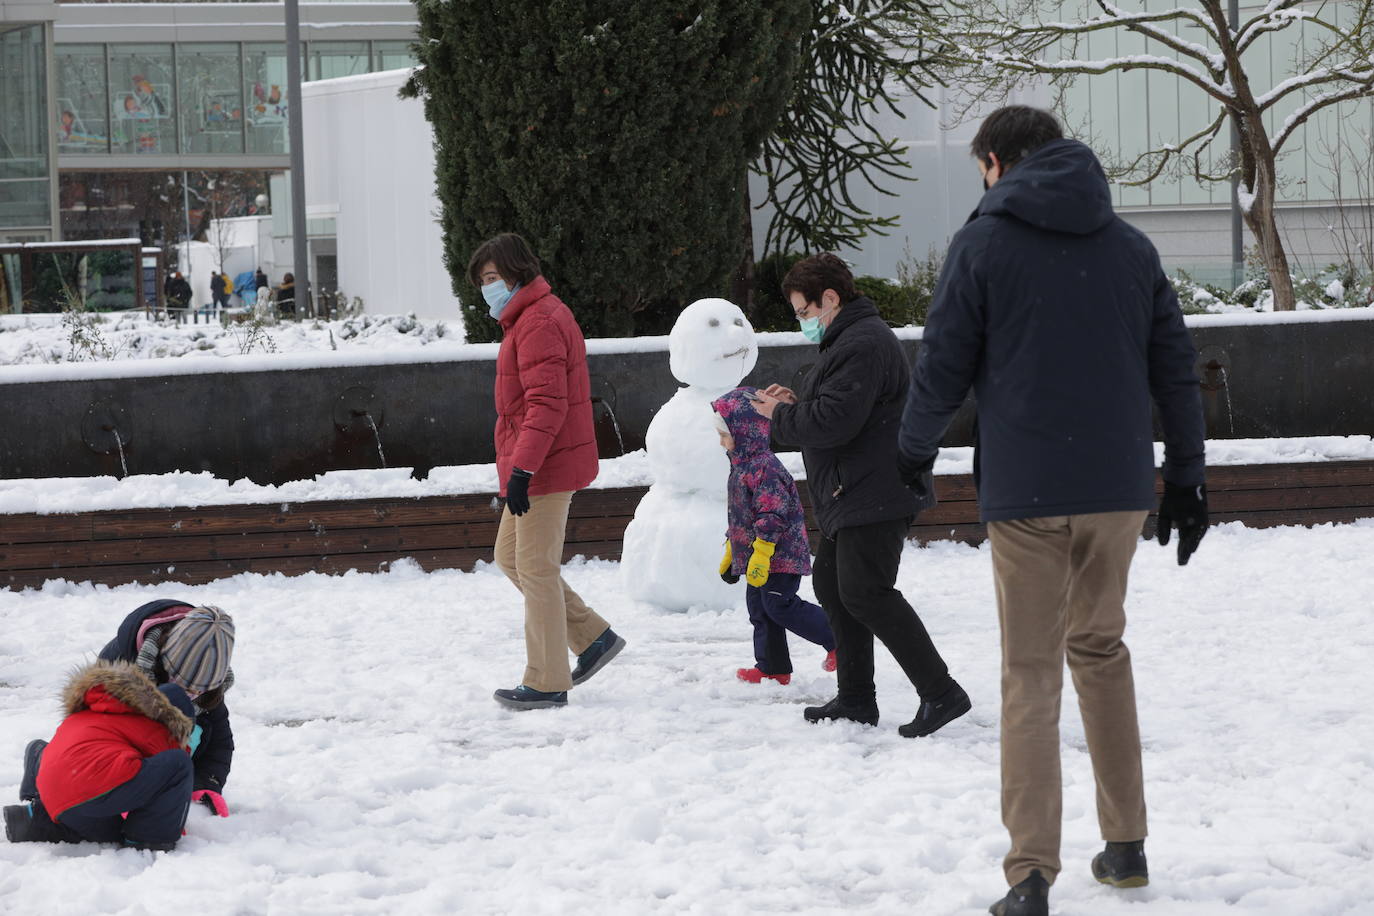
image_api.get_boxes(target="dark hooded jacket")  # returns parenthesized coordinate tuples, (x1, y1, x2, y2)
(99, 599, 235, 793)
(899, 139, 1205, 522)
(36, 660, 194, 818)
(771, 296, 929, 538)
(712, 387, 812, 576)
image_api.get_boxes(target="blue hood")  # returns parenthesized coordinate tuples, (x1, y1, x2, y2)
(978, 138, 1115, 236)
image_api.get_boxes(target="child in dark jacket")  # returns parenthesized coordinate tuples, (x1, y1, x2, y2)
(712, 387, 836, 684)
(96, 601, 236, 815)
(4, 660, 196, 850)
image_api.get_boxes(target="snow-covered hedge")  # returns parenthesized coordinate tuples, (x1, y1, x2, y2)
(1175, 268, 1374, 314)
(0, 312, 462, 366)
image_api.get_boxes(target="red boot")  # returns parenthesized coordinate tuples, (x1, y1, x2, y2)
(822, 650, 837, 672)
(736, 667, 791, 685)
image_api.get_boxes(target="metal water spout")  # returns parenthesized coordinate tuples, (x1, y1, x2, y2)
(1195, 346, 1234, 437)
(361, 412, 387, 468)
(333, 385, 387, 468)
(81, 398, 132, 478)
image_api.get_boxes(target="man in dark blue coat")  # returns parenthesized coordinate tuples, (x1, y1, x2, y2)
(897, 107, 1208, 916)
(753, 253, 970, 739)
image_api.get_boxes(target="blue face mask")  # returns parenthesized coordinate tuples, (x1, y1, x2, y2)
(483, 280, 519, 319)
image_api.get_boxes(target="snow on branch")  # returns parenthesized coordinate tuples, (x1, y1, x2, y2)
(1236, 4, 1312, 52)
(1273, 79, 1374, 154)
(979, 51, 1235, 103)
(1094, 0, 1225, 71)
(1255, 60, 1374, 110)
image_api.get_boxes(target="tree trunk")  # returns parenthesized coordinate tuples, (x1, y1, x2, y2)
(731, 174, 756, 317)
(1243, 145, 1296, 311)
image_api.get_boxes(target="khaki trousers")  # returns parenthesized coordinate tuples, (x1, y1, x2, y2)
(494, 491, 609, 693)
(988, 510, 1149, 886)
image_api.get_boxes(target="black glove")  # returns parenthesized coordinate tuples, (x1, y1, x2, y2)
(720, 570, 740, 585)
(1156, 481, 1208, 566)
(897, 450, 937, 505)
(505, 469, 532, 517)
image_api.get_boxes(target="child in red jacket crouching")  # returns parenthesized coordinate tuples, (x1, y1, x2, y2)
(4, 659, 196, 851)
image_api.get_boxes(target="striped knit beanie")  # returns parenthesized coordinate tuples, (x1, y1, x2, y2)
(161, 606, 235, 696)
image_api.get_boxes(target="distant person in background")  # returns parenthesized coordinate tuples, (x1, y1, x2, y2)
(255, 267, 269, 294)
(276, 273, 296, 318)
(165, 272, 192, 315)
(208, 272, 228, 312)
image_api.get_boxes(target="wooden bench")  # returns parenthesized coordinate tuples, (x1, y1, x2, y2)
(2, 461, 1372, 590)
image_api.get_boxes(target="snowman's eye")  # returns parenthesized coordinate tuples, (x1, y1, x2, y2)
(708, 318, 720, 327)
(734, 318, 744, 327)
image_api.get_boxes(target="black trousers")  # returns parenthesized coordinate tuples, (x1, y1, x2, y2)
(812, 517, 952, 703)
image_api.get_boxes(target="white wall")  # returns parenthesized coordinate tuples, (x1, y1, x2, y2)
(301, 68, 460, 322)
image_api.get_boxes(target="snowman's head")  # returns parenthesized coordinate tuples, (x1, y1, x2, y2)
(668, 298, 758, 390)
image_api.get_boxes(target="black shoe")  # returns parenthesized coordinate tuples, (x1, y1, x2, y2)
(493, 685, 569, 710)
(1092, 839, 1149, 888)
(803, 695, 879, 727)
(123, 836, 179, 852)
(4, 802, 80, 844)
(898, 681, 971, 738)
(571, 628, 626, 686)
(988, 869, 1050, 916)
(18, 739, 46, 802)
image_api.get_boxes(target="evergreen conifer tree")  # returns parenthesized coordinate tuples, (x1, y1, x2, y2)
(408, 2, 809, 340)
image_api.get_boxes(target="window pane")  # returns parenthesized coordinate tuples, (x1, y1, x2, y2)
(373, 40, 415, 72)
(109, 44, 176, 155)
(0, 180, 50, 228)
(56, 44, 110, 155)
(0, 24, 50, 227)
(244, 42, 290, 155)
(178, 44, 244, 154)
(309, 41, 368, 81)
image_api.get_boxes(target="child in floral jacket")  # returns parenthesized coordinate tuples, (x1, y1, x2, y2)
(712, 386, 836, 684)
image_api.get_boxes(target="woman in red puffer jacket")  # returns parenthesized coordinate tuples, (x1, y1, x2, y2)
(468, 233, 625, 711)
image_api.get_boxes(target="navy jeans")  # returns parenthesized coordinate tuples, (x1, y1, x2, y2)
(57, 749, 193, 848)
(746, 573, 835, 675)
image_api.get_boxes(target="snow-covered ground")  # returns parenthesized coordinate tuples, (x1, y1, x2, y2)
(1, 519, 1370, 915)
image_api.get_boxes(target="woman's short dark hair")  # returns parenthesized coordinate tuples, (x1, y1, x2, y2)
(781, 253, 858, 306)
(970, 106, 1064, 172)
(467, 233, 542, 288)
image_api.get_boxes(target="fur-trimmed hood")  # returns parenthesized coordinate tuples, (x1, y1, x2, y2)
(61, 659, 195, 745)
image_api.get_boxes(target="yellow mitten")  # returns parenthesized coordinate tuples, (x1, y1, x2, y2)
(745, 538, 775, 587)
(719, 542, 739, 584)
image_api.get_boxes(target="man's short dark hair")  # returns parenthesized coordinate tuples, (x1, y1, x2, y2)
(467, 233, 542, 288)
(781, 253, 858, 306)
(970, 106, 1064, 172)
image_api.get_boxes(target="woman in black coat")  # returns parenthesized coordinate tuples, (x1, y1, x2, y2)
(753, 253, 970, 738)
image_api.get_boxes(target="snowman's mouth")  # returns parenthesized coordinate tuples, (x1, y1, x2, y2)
(721, 347, 751, 359)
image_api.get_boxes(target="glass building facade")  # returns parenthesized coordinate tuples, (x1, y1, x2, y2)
(0, 24, 54, 240)
(53, 40, 415, 159)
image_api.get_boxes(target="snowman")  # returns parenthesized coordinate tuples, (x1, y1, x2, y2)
(621, 298, 759, 610)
